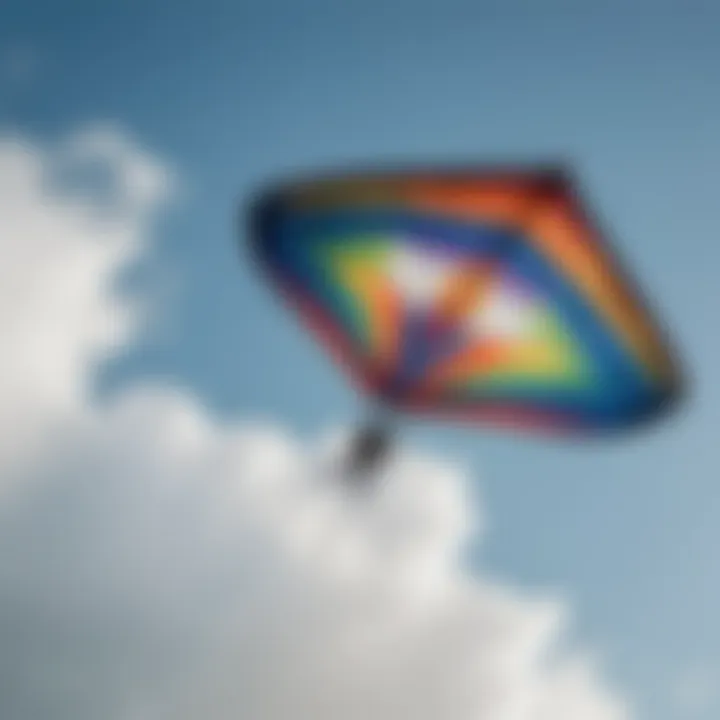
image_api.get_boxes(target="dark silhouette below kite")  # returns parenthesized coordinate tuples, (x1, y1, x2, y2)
(242, 165, 684, 479)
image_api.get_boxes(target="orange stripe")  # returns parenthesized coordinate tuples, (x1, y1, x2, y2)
(342, 265, 401, 371)
(421, 338, 573, 391)
(402, 180, 535, 226)
(367, 277, 401, 369)
(434, 261, 496, 328)
(290, 176, 538, 222)
(421, 341, 517, 389)
(521, 197, 674, 380)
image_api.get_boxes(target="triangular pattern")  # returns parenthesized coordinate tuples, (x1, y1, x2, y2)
(305, 231, 609, 417)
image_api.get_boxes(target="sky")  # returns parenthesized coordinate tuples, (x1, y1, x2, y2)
(1, 1, 719, 718)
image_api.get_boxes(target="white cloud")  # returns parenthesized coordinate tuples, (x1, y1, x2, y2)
(0, 126, 632, 720)
(0, 125, 170, 479)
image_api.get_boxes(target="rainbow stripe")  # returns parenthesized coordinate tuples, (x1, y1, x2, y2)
(247, 167, 683, 434)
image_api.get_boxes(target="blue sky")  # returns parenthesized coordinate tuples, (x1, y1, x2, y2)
(2, 1, 719, 717)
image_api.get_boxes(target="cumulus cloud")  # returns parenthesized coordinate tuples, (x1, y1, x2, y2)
(0, 123, 170, 477)
(0, 126, 631, 719)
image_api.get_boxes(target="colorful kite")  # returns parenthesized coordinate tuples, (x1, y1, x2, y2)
(245, 166, 683, 462)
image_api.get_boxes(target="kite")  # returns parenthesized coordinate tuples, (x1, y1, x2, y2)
(244, 166, 683, 475)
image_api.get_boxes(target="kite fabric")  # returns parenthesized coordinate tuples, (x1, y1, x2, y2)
(246, 167, 683, 434)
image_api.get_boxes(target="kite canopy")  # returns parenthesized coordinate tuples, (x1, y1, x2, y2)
(245, 166, 683, 435)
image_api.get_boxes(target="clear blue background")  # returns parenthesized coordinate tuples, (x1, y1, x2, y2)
(2, 2, 718, 717)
